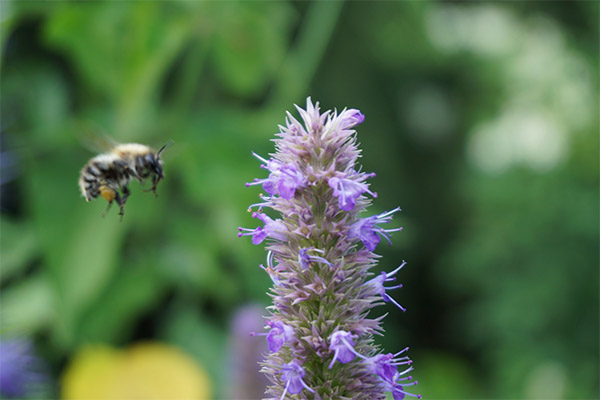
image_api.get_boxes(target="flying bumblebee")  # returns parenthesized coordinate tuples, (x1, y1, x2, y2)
(78, 142, 171, 220)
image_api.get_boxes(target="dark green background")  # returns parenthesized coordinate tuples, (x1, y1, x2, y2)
(1, 1, 598, 399)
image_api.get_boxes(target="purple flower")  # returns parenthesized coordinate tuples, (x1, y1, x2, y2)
(339, 108, 365, 129)
(227, 305, 269, 399)
(340, 108, 365, 128)
(238, 212, 288, 244)
(348, 207, 403, 251)
(328, 108, 365, 134)
(366, 348, 412, 383)
(279, 360, 314, 399)
(298, 248, 334, 270)
(250, 319, 294, 352)
(276, 164, 306, 199)
(0, 339, 46, 398)
(389, 373, 421, 400)
(328, 175, 377, 211)
(367, 261, 408, 311)
(266, 321, 294, 352)
(328, 330, 360, 368)
(369, 353, 399, 382)
(238, 226, 267, 245)
(240, 98, 419, 399)
(366, 347, 421, 399)
(246, 153, 306, 199)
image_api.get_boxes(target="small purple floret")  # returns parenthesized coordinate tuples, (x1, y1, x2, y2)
(238, 213, 288, 245)
(328, 330, 360, 368)
(247, 153, 306, 199)
(277, 164, 305, 199)
(328, 176, 376, 211)
(390, 380, 422, 400)
(367, 261, 408, 311)
(280, 360, 314, 399)
(348, 207, 403, 251)
(368, 353, 399, 382)
(339, 108, 365, 129)
(367, 347, 420, 400)
(265, 320, 294, 352)
(298, 248, 334, 270)
(253, 213, 288, 241)
(366, 347, 412, 383)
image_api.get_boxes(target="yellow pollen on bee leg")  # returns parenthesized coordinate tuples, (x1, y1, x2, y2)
(99, 185, 116, 202)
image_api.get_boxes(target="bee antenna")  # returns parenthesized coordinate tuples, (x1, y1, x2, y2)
(157, 140, 174, 158)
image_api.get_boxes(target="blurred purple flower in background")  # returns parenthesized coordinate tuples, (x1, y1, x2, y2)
(239, 98, 419, 399)
(0, 339, 47, 399)
(227, 305, 270, 400)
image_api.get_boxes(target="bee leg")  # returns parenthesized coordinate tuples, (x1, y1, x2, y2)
(132, 169, 143, 184)
(143, 175, 160, 196)
(126, 166, 141, 182)
(114, 191, 125, 221)
(151, 175, 160, 196)
(121, 186, 131, 205)
(101, 201, 113, 218)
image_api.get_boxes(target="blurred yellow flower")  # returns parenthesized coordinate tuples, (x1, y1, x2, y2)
(62, 342, 212, 399)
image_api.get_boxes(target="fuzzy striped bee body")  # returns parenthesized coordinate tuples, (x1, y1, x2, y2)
(79, 143, 169, 220)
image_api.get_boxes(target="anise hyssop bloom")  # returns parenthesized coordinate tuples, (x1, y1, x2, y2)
(239, 98, 420, 400)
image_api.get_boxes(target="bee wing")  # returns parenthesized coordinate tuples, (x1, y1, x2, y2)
(74, 120, 120, 153)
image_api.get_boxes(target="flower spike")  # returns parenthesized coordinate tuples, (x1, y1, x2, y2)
(240, 98, 419, 399)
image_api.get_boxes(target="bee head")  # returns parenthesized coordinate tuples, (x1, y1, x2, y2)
(99, 184, 116, 202)
(155, 159, 164, 178)
(155, 140, 173, 179)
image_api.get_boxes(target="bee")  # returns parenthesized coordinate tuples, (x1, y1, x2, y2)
(78, 142, 172, 220)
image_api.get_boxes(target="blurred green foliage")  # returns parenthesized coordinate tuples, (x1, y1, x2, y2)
(1, 1, 598, 399)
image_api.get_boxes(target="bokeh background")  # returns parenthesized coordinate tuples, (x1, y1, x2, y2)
(1, 1, 598, 399)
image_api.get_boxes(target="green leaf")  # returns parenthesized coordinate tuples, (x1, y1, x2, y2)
(0, 273, 55, 335)
(44, 2, 194, 137)
(211, 2, 291, 97)
(416, 352, 483, 399)
(0, 218, 38, 283)
(77, 264, 165, 344)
